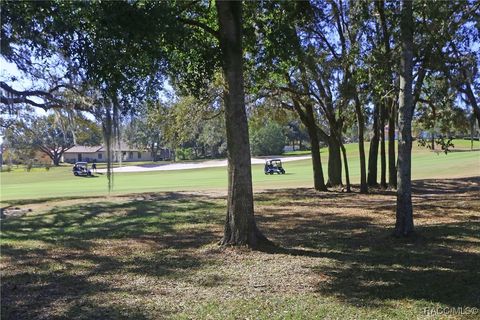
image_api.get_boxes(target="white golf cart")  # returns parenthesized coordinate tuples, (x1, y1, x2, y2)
(72, 162, 92, 176)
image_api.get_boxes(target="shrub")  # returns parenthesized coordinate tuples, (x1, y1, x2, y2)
(176, 148, 195, 160)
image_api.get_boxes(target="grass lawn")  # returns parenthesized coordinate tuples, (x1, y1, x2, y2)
(1, 141, 479, 203)
(448, 138, 480, 149)
(1, 177, 479, 319)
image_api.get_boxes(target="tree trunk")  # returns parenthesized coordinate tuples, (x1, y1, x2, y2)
(354, 96, 368, 193)
(340, 142, 351, 192)
(377, 0, 395, 189)
(464, 80, 480, 127)
(53, 153, 61, 166)
(305, 109, 327, 191)
(431, 104, 436, 150)
(395, 0, 414, 237)
(388, 98, 397, 188)
(380, 101, 387, 188)
(291, 100, 327, 191)
(368, 102, 380, 186)
(216, 1, 268, 247)
(327, 136, 342, 187)
(471, 119, 475, 150)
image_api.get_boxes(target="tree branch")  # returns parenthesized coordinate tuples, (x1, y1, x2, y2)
(177, 17, 220, 39)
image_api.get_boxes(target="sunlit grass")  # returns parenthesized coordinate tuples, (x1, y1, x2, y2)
(1, 177, 479, 319)
(1, 141, 479, 203)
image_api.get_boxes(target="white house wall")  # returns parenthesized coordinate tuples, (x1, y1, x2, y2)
(63, 151, 153, 163)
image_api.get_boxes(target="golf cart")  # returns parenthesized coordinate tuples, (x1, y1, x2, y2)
(264, 159, 286, 175)
(73, 162, 92, 177)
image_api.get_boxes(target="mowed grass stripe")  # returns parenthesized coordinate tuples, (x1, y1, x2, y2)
(1, 142, 479, 202)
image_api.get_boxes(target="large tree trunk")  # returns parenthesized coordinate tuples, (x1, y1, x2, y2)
(291, 100, 327, 191)
(395, 0, 414, 237)
(305, 107, 327, 191)
(354, 96, 368, 193)
(216, 1, 268, 247)
(327, 136, 342, 187)
(368, 102, 380, 186)
(380, 101, 387, 188)
(388, 98, 397, 188)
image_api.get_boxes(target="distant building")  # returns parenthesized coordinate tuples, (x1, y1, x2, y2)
(63, 143, 171, 163)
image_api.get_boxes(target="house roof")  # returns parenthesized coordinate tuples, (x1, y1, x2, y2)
(65, 146, 103, 153)
(98, 141, 143, 152)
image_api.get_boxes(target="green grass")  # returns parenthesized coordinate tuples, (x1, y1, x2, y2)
(2, 177, 479, 319)
(283, 150, 312, 156)
(449, 138, 480, 149)
(1, 141, 479, 203)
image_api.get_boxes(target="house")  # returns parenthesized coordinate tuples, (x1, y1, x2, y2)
(63, 143, 171, 163)
(63, 146, 104, 163)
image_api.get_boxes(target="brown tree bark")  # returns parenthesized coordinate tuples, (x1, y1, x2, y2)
(327, 136, 342, 187)
(380, 102, 387, 188)
(340, 142, 351, 192)
(298, 103, 327, 192)
(368, 102, 380, 186)
(388, 98, 397, 188)
(216, 1, 268, 247)
(354, 94, 368, 193)
(308, 128, 327, 191)
(395, 0, 414, 237)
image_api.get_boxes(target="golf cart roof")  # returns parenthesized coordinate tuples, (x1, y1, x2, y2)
(75, 162, 88, 165)
(267, 159, 282, 162)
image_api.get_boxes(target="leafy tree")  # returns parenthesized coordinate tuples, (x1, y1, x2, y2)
(197, 116, 227, 158)
(250, 121, 286, 156)
(285, 120, 309, 151)
(4, 112, 101, 166)
(124, 102, 166, 161)
(74, 115, 103, 146)
(415, 76, 470, 150)
(7, 115, 73, 166)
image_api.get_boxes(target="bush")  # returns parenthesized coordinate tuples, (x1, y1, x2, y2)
(26, 161, 33, 172)
(176, 148, 195, 160)
(2, 165, 12, 172)
(45, 163, 51, 171)
(250, 121, 286, 156)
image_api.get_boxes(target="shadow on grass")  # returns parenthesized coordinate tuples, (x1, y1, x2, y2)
(1, 177, 479, 318)
(1, 192, 224, 319)
(255, 176, 480, 309)
(2, 192, 224, 247)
